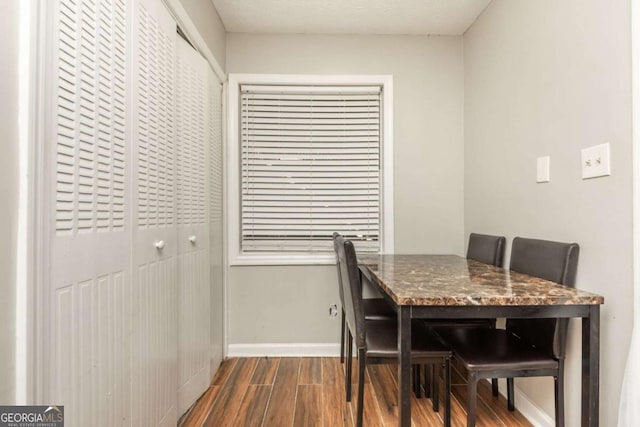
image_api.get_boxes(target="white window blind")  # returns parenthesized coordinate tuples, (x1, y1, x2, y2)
(240, 84, 383, 253)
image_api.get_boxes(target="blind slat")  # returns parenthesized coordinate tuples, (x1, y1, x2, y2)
(246, 112, 379, 119)
(242, 190, 380, 195)
(246, 117, 379, 125)
(241, 136, 379, 143)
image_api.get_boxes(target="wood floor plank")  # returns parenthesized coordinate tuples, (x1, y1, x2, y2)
(293, 385, 323, 427)
(184, 357, 535, 427)
(181, 386, 221, 427)
(433, 366, 474, 427)
(349, 365, 383, 427)
(366, 364, 399, 425)
(250, 357, 280, 385)
(363, 377, 385, 427)
(345, 402, 355, 427)
(446, 388, 471, 427)
(451, 385, 506, 427)
(262, 358, 301, 426)
(232, 385, 272, 427)
(212, 358, 238, 386)
(477, 380, 533, 427)
(383, 364, 445, 427)
(322, 358, 351, 427)
(411, 392, 446, 427)
(203, 358, 258, 426)
(299, 358, 322, 385)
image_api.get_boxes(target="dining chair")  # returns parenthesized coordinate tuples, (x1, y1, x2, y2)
(424, 233, 505, 330)
(467, 233, 506, 396)
(467, 232, 506, 265)
(335, 234, 452, 427)
(434, 237, 580, 427)
(424, 233, 506, 398)
(332, 232, 395, 365)
(333, 233, 434, 408)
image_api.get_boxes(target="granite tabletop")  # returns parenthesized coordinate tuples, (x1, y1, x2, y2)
(358, 254, 604, 306)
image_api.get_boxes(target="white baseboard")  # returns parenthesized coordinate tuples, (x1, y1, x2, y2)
(511, 387, 554, 427)
(488, 379, 554, 427)
(227, 343, 340, 358)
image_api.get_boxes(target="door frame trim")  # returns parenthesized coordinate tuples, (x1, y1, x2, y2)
(22, 0, 49, 405)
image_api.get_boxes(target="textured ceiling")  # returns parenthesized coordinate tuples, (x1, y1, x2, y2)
(212, 0, 492, 35)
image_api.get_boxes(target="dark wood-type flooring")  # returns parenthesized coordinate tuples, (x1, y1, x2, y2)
(181, 357, 533, 427)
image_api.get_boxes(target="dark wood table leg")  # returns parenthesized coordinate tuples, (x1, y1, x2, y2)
(398, 306, 411, 426)
(582, 305, 600, 426)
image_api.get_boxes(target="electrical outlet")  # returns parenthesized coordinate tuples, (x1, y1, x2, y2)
(581, 143, 611, 179)
(329, 304, 338, 317)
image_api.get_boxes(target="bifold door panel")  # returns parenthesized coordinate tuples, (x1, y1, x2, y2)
(42, 0, 223, 425)
(48, 0, 131, 425)
(176, 36, 211, 415)
(130, 0, 178, 425)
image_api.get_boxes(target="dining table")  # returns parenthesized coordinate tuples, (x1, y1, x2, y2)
(358, 254, 605, 427)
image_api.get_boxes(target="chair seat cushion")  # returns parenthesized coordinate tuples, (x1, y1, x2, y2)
(365, 319, 451, 359)
(363, 298, 395, 320)
(433, 327, 559, 372)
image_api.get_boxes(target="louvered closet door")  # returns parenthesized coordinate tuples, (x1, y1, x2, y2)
(47, 0, 131, 426)
(208, 69, 224, 378)
(130, 0, 178, 425)
(175, 36, 211, 414)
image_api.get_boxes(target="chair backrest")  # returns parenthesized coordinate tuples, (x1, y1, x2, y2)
(335, 234, 367, 350)
(507, 237, 580, 359)
(467, 233, 506, 267)
(332, 232, 346, 309)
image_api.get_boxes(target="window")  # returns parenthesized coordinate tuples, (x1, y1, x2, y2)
(228, 74, 394, 265)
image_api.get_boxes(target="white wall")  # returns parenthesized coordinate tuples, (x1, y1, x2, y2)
(180, 0, 227, 70)
(464, 1, 633, 425)
(0, 0, 19, 405)
(226, 33, 465, 346)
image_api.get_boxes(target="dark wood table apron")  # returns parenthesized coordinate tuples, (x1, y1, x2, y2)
(358, 255, 604, 427)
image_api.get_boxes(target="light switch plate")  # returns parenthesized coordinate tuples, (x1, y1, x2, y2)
(581, 143, 611, 179)
(537, 156, 550, 183)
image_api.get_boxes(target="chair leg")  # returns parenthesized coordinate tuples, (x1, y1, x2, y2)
(491, 378, 499, 397)
(414, 365, 422, 398)
(443, 359, 451, 427)
(357, 349, 366, 427)
(467, 372, 478, 427)
(424, 364, 432, 398)
(555, 361, 565, 427)
(346, 331, 353, 402)
(432, 364, 440, 413)
(340, 309, 345, 364)
(431, 364, 437, 404)
(507, 378, 515, 411)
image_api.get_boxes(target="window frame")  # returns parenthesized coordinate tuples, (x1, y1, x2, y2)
(227, 73, 394, 265)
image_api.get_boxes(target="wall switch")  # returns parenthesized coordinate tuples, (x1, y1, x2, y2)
(581, 143, 611, 179)
(537, 156, 550, 183)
